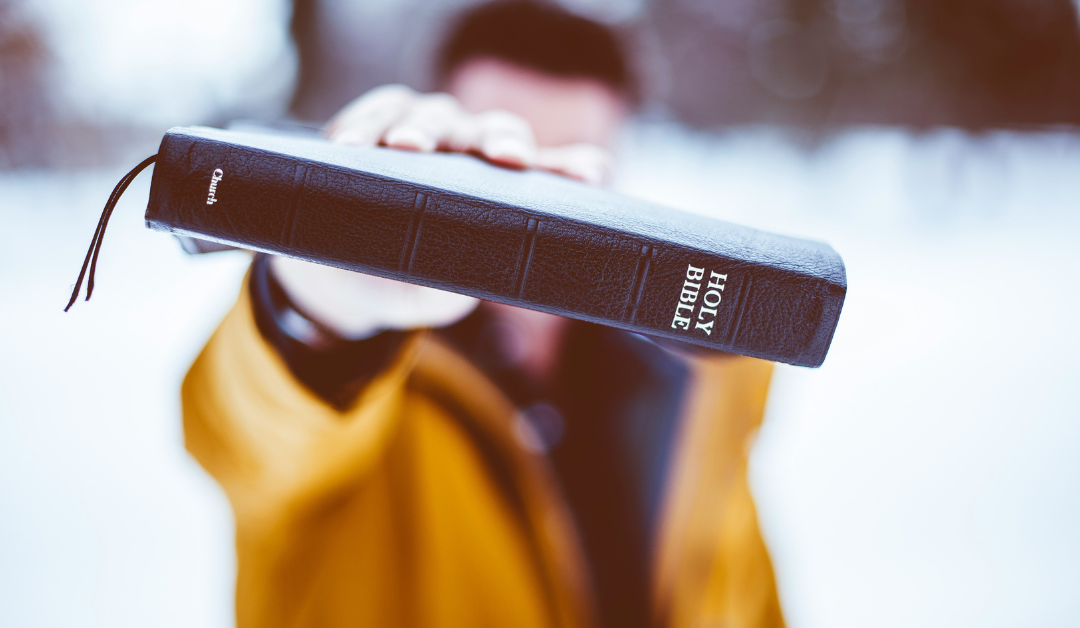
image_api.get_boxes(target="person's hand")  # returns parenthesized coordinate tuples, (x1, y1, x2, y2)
(271, 84, 612, 340)
(326, 84, 612, 185)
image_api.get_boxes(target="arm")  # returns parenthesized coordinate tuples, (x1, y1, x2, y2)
(181, 270, 424, 522)
(272, 84, 612, 345)
(183, 83, 613, 509)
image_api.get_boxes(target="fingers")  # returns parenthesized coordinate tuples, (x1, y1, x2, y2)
(327, 86, 609, 185)
(535, 144, 613, 186)
(475, 110, 537, 168)
(329, 87, 469, 153)
(327, 84, 416, 147)
(383, 93, 465, 152)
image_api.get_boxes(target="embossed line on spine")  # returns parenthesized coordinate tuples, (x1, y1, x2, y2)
(280, 164, 308, 249)
(624, 244, 653, 323)
(725, 276, 753, 345)
(399, 193, 428, 273)
(513, 218, 540, 297)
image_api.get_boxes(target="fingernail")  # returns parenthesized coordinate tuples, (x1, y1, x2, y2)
(385, 126, 436, 152)
(484, 136, 534, 168)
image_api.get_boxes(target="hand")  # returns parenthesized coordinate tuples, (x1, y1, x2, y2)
(272, 84, 611, 339)
(326, 84, 612, 185)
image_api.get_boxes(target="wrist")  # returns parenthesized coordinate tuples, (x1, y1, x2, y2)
(268, 255, 480, 338)
(249, 254, 409, 409)
(269, 256, 388, 339)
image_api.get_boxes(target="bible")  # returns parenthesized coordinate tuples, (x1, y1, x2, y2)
(90, 126, 848, 367)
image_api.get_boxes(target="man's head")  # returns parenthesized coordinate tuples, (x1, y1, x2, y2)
(434, 1, 634, 147)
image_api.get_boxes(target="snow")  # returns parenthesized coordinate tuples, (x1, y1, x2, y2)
(617, 124, 1080, 628)
(2, 122, 1079, 628)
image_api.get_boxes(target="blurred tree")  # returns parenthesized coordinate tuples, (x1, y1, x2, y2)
(288, 0, 320, 117)
(653, 0, 1080, 127)
(0, 0, 54, 167)
(283, 0, 1080, 129)
(906, 0, 1080, 126)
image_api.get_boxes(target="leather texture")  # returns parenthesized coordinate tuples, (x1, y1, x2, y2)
(145, 126, 846, 367)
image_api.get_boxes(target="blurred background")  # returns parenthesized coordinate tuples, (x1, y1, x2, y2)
(1, 0, 1078, 626)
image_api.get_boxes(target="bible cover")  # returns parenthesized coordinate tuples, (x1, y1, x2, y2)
(145, 126, 846, 367)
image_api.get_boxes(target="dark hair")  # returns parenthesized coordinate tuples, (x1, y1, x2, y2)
(435, 1, 636, 101)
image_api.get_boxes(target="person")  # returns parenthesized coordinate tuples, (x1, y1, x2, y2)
(182, 2, 785, 627)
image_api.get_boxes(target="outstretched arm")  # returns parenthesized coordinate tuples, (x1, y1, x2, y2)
(272, 84, 612, 343)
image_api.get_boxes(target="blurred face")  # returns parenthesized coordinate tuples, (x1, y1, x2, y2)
(445, 56, 628, 380)
(446, 56, 627, 148)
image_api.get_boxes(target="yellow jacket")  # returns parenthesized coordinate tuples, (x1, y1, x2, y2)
(182, 280, 785, 628)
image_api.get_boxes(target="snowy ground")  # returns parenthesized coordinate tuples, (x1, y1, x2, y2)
(2, 124, 1079, 627)
(620, 124, 1080, 628)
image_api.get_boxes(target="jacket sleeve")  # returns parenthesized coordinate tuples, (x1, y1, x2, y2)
(180, 283, 592, 628)
(181, 274, 424, 526)
(654, 353, 786, 628)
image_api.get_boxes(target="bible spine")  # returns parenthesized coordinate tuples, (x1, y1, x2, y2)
(145, 128, 846, 367)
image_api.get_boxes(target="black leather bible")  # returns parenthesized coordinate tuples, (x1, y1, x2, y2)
(144, 126, 846, 367)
